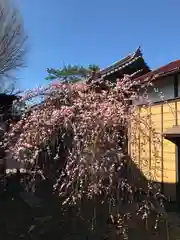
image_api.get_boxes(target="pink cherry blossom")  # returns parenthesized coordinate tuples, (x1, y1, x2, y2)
(5, 76, 166, 237)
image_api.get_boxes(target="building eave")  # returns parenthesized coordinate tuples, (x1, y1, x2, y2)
(135, 60, 180, 84)
(99, 46, 150, 77)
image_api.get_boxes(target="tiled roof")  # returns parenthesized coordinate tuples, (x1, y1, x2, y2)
(100, 47, 149, 77)
(135, 60, 180, 82)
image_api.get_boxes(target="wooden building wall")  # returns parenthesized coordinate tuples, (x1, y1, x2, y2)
(130, 100, 179, 201)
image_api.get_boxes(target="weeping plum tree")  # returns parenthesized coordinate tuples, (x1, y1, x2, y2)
(6, 76, 167, 239)
(0, 0, 27, 93)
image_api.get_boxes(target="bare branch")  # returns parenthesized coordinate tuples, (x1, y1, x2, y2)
(0, 0, 27, 93)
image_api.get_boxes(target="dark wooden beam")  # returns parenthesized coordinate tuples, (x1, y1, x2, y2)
(161, 104, 164, 193)
(174, 73, 178, 98)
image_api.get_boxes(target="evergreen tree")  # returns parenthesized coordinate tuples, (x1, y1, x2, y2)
(46, 64, 100, 83)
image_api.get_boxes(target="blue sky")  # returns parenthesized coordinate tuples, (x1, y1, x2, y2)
(17, 0, 180, 91)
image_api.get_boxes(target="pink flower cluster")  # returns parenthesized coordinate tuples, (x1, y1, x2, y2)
(6, 76, 163, 234)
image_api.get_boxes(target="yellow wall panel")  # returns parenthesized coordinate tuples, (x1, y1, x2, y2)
(163, 139, 175, 148)
(139, 137, 150, 174)
(163, 102, 175, 113)
(163, 107, 175, 115)
(151, 105, 161, 114)
(129, 100, 178, 201)
(130, 141, 139, 164)
(140, 107, 148, 116)
(163, 114, 176, 121)
(163, 119, 176, 130)
(138, 107, 150, 173)
(163, 147, 175, 153)
(151, 115, 161, 121)
(163, 153, 175, 160)
(163, 157, 176, 170)
(130, 116, 140, 166)
(177, 101, 180, 123)
(163, 169, 176, 183)
(163, 138, 176, 183)
(153, 168, 162, 182)
(150, 106, 162, 134)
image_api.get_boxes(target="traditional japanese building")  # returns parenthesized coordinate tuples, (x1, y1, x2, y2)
(130, 60, 180, 206)
(100, 47, 180, 206)
(99, 47, 150, 81)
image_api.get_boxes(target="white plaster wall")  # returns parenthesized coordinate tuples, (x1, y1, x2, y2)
(177, 73, 180, 97)
(133, 75, 174, 105)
